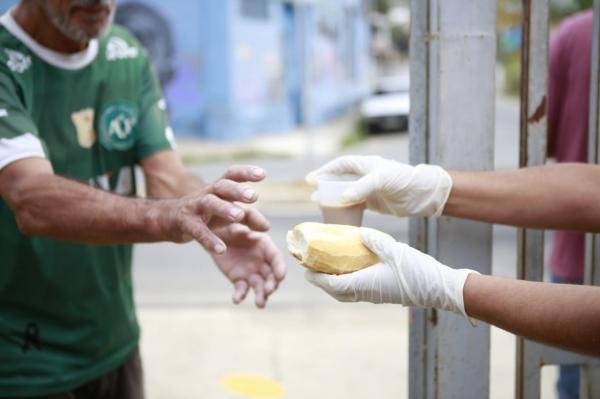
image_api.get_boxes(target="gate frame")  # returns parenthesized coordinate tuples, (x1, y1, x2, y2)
(515, 0, 600, 397)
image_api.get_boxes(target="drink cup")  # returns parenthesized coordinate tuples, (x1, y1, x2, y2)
(317, 174, 366, 226)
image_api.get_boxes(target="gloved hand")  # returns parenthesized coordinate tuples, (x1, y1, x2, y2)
(306, 155, 452, 217)
(304, 227, 478, 323)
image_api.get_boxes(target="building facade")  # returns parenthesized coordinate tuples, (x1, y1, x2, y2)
(0, 0, 371, 139)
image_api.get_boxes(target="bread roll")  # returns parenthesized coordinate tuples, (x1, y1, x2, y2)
(286, 222, 380, 274)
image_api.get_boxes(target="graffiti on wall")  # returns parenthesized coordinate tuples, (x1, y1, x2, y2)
(115, 1, 204, 134)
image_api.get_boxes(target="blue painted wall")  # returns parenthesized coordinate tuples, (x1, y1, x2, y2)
(0, 0, 370, 139)
(302, 0, 371, 125)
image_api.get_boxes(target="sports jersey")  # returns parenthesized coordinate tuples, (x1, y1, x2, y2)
(0, 10, 174, 396)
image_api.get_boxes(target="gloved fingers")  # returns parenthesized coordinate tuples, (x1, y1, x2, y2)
(304, 270, 357, 302)
(341, 173, 378, 204)
(304, 269, 334, 289)
(305, 155, 378, 184)
(360, 227, 398, 260)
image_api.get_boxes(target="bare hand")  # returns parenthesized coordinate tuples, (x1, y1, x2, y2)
(211, 223, 286, 308)
(157, 165, 268, 254)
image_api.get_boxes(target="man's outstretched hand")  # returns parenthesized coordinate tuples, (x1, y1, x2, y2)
(211, 223, 286, 308)
(155, 165, 270, 254)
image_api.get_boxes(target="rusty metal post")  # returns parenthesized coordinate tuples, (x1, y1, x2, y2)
(582, 0, 600, 396)
(515, 0, 549, 395)
(516, 0, 600, 397)
(409, 1, 496, 398)
(408, 2, 430, 397)
(586, 0, 600, 289)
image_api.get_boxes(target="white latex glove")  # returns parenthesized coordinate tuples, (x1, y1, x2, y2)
(306, 155, 452, 217)
(305, 227, 478, 323)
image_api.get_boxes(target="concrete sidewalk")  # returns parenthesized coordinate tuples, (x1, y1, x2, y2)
(175, 112, 357, 163)
(139, 305, 407, 399)
(138, 304, 556, 399)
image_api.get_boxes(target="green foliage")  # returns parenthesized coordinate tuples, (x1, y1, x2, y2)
(550, 0, 593, 21)
(181, 149, 290, 165)
(391, 25, 409, 53)
(577, 0, 594, 8)
(503, 52, 521, 97)
(497, 0, 522, 29)
(341, 118, 367, 149)
(374, 0, 390, 14)
(497, 0, 593, 97)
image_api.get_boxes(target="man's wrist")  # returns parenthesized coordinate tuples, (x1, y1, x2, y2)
(142, 199, 173, 242)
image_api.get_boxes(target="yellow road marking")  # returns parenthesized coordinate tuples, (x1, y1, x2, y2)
(220, 373, 285, 399)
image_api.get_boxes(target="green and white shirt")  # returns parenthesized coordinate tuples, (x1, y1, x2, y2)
(0, 11, 174, 396)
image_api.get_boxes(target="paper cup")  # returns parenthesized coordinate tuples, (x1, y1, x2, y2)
(317, 174, 365, 226)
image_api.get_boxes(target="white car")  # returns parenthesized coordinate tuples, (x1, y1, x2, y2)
(361, 75, 410, 133)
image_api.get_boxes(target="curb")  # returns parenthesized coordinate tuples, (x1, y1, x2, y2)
(176, 113, 357, 164)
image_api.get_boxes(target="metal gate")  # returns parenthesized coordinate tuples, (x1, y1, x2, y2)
(409, 1, 496, 398)
(516, 0, 600, 397)
(409, 0, 600, 398)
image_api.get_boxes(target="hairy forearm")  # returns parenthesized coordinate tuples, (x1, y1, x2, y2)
(444, 164, 600, 231)
(1, 155, 266, 252)
(140, 150, 205, 199)
(464, 274, 600, 357)
(146, 169, 203, 198)
(9, 173, 167, 244)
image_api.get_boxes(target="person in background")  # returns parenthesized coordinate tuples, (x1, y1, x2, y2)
(548, 9, 594, 398)
(0, 1, 285, 397)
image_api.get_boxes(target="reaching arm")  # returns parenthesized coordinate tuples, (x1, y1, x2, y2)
(305, 228, 600, 357)
(140, 149, 270, 231)
(464, 274, 600, 357)
(1, 157, 165, 244)
(0, 155, 265, 253)
(141, 150, 285, 308)
(140, 149, 205, 198)
(307, 156, 600, 231)
(445, 163, 600, 231)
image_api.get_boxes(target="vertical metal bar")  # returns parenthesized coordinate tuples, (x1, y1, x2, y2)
(515, 0, 549, 397)
(580, 365, 600, 399)
(517, 0, 549, 169)
(580, 366, 600, 399)
(409, 0, 430, 245)
(583, 1, 600, 396)
(430, 1, 496, 396)
(409, 1, 496, 398)
(512, 0, 600, 396)
(586, 0, 600, 288)
(408, 0, 430, 397)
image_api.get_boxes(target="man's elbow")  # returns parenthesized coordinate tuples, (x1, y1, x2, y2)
(14, 209, 44, 237)
(0, 159, 56, 236)
(5, 182, 47, 237)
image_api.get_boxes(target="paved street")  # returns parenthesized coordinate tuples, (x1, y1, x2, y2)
(133, 96, 558, 398)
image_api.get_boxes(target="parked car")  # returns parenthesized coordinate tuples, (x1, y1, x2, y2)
(360, 74, 410, 133)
